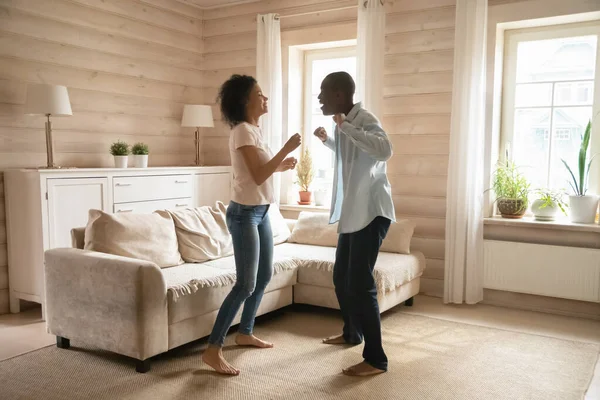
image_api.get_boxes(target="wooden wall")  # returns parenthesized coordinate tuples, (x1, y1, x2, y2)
(201, 0, 456, 296)
(0, 0, 205, 313)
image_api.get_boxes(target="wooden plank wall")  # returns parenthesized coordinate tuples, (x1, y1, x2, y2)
(201, 0, 457, 296)
(0, 0, 205, 313)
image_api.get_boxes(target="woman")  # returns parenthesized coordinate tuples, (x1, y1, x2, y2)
(202, 75, 301, 375)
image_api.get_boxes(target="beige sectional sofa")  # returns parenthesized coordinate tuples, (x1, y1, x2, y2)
(44, 204, 425, 373)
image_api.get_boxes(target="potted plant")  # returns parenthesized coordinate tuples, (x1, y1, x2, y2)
(296, 149, 314, 205)
(531, 189, 568, 221)
(131, 142, 149, 168)
(562, 120, 599, 224)
(489, 159, 530, 219)
(110, 140, 129, 168)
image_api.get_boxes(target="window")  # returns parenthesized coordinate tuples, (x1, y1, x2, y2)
(302, 46, 357, 197)
(501, 22, 600, 192)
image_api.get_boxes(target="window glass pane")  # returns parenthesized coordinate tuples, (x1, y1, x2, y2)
(516, 35, 597, 83)
(512, 108, 551, 189)
(515, 83, 552, 107)
(548, 107, 593, 191)
(553, 81, 595, 106)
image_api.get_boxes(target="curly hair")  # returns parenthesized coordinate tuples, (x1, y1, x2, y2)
(217, 74, 257, 128)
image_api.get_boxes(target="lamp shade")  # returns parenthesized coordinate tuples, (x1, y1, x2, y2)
(181, 105, 214, 128)
(24, 84, 72, 116)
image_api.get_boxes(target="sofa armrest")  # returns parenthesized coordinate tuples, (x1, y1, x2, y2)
(45, 248, 168, 361)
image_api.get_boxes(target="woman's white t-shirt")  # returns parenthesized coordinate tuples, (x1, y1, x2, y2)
(229, 122, 275, 205)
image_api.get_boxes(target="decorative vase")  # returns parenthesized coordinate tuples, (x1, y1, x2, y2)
(314, 190, 327, 206)
(114, 155, 128, 168)
(497, 198, 526, 219)
(298, 191, 312, 205)
(569, 195, 599, 224)
(531, 199, 559, 221)
(133, 155, 148, 168)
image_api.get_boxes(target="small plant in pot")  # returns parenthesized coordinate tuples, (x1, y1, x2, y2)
(489, 159, 530, 219)
(295, 149, 314, 205)
(561, 120, 599, 224)
(110, 140, 129, 168)
(131, 142, 149, 168)
(531, 189, 568, 221)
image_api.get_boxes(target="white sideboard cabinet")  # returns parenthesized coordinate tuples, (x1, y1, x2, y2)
(4, 166, 232, 317)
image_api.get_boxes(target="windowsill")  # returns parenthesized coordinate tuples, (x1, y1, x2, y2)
(279, 204, 330, 213)
(484, 216, 600, 233)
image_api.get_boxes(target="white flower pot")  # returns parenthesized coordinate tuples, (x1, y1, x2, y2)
(113, 155, 128, 168)
(531, 199, 559, 221)
(314, 191, 327, 206)
(569, 195, 599, 224)
(133, 154, 148, 168)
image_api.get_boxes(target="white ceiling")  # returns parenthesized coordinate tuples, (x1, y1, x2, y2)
(182, 0, 260, 9)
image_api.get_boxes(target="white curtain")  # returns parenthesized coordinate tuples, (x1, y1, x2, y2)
(257, 14, 283, 203)
(444, 0, 487, 304)
(356, 0, 385, 117)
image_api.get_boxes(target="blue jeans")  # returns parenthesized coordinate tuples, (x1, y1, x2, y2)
(207, 201, 273, 347)
(333, 216, 391, 371)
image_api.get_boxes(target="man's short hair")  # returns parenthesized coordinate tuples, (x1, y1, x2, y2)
(324, 71, 355, 97)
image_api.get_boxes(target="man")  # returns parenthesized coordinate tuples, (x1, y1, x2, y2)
(314, 71, 395, 377)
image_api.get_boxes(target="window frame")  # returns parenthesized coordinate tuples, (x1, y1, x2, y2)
(501, 21, 600, 192)
(302, 46, 357, 152)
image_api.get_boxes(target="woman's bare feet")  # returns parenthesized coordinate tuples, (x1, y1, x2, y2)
(342, 361, 386, 377)
(322, 333, 347, 345)
(201, 346, 240, 375)
(235, 334, 274, 348)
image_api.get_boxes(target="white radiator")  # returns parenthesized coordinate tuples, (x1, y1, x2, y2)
(483, 240, 600, 303)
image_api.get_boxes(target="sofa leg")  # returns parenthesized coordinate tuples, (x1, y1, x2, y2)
(404, 297, 414, 307)
(56, 336, 70, 349)
(136, 359, 151, 373)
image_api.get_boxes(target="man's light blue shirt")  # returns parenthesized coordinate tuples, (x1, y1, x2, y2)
(324, 103, 396, 234)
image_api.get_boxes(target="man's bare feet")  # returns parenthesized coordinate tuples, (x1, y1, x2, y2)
(235, 334, 274, 348)
(342, 361, 386, 377)
(322, 333, 347, 345)
(201, 346, 240, 375)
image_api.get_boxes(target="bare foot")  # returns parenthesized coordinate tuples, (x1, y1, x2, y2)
(235, 334, 274, 348)
(201, 347, 240, 375)
(342, 361, 386, 377)
(322, 333, 348, 345)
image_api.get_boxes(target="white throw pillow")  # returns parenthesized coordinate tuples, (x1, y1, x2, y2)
(380, 219, 416, 255)
(84, 209, 183, 268)
(269, 205, 291, 245)
(288, 211, 338, 247)
(164, 202, 233, 263)
(288, 211, 415, 254)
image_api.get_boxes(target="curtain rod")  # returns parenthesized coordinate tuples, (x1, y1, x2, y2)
(262, 0, 383, 21)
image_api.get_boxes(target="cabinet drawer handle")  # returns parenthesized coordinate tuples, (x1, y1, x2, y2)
(117, 208, 134, 213)
(174, 180, 188, 184)
(176, 203, 188, 207)
(115, 183, 132, 187)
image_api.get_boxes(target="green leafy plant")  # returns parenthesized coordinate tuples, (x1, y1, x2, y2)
(295, 149, 314, 192)
(131, 142, 149, 155)
(110, 140, 129, 156)
(561, 120, 596, 196)
(488, 159, 530, 214)
(534, 188, 568, 215)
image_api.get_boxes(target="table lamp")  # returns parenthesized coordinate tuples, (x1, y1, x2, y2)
(24, 84, 73, 169)
(181, 105, 214, 166)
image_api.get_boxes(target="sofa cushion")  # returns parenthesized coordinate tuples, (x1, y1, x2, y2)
(287, 212, 415, 254)
(84, 209, 183, 268)
(164, 202, 233, 263)
(274, 243, 425, 294)
(163, 254, 299, 324)
(269, 205, 291, 245)
(287, 212, 338, 247)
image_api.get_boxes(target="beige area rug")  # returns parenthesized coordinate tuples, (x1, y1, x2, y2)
(0, 308, 598, 400)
